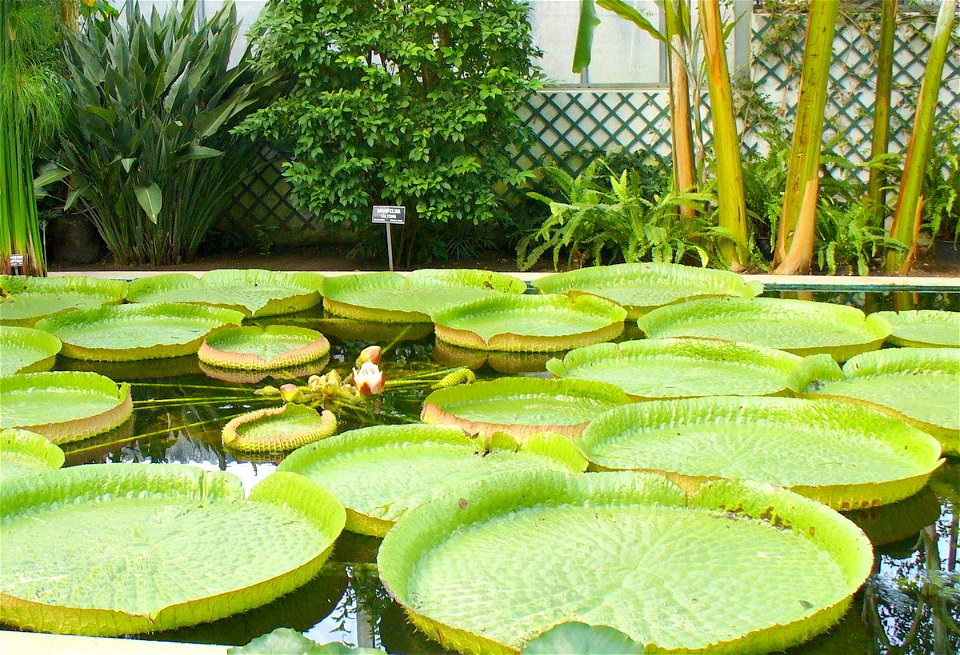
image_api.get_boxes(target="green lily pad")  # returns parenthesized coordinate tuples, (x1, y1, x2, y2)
(0, 371, 132, 444)
(321, 270, 527, 323)
(421, 377, 631, 441)
(229, 628, 384, 654)
(36, 302, 245, 361)
(198, 325, 330, 370)
(0, 428, 64, 483)
(521, 622, 644, 654)
(0, 275, 127, 326)
(279, 424, 587, 536)
(638, 297, 890, 361)
(433, 294, 626, 352)
(126, 270, 324, 317)
(305, 318, 435, 344)
(0, 465, 344, 636)
(223, 404, 337, 453)
(432, 339, 557, 374)
(0, 325, 62, 375)
(199, 358, 329, 385)
(577, 396, 943, 510)
(378, 471, 873, 654)
(533, 263, 763, 319)
(796, 347, 960, 456)
(546, 338, 822, 399)
(872, 310, 960, 347)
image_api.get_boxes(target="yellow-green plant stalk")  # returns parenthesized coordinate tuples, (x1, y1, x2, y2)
(663, 0, 697, 219)
(866, 0, 898, 228)
(885, 0, 956, 274)
(773, 0, 839, 274)
(699, 0, 749, 268)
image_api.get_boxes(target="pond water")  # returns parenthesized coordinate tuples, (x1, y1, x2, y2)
(8, 288, 959, 654)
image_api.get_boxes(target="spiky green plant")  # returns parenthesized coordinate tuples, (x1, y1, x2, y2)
(0, 0, 65, 276)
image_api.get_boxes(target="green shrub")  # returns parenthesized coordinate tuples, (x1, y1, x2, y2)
(58, 0, 280, 265)
(236, 0, 542, 266)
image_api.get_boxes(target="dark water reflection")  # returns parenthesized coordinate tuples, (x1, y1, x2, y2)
(15, 295, 960, 654)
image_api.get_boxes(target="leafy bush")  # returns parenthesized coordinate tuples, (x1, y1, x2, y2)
(815, 199, 904, 275)
(236, 0, 542, 266)
(59, 0, 279, 265)
(517, 161, 734, 271)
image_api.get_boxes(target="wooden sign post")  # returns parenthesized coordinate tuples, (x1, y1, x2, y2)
(371, 205, 406, 271)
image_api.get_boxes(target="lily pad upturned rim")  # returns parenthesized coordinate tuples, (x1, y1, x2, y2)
(321, 270, 528, 323)
(222, 404, 338, 454)
(0, 324, 62, 375)
(198, 325, 331, 370)
(0, 464, 345, 636)
(0, 275, 128, 326)
(637, 297, 891, 361)
(35, 302, 246, 361)
(576, 395, 944, 510)
(421, 376, 631, 440)
(126, 270, 324, 317)
(0, 371, 132, 444)
(432, 294, 627, 352)
(871, 310, 960, 348)
(279, 424, 587, 536)
(378, 470, 874, 655)
(533, 262, 763, 318)
(546, 337, 813, 400)
(0, 428, 65, 482)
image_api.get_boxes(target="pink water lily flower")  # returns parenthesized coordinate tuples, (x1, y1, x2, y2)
(355, 345, 382, 368)
(352, 361, 385, 396)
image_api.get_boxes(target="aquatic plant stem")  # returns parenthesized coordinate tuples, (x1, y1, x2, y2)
(866, 0, 897, 229)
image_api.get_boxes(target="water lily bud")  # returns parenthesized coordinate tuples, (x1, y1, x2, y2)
(307, 375, 324, 392)
(323, 370, 342, 396)
(255, 385, 280, 397)
(279, 383, 304, 403)
(352, 361, 385, 396)
(355, 345, 382, 368)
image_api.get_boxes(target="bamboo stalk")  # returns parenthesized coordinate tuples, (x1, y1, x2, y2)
(699, 0, 749, 269)
(772, 0, 839, 273)
(885, 0, 956, 273)
(866, 0, 898, 228)
(664, 0, 697, 220)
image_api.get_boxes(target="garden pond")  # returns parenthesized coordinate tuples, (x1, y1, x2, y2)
(1, 274, 958, 654)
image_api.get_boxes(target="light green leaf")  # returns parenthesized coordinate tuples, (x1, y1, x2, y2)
(522, 622, 645, 654)
(229, 628, 384, 654)
(134, 183, 163, 224)
(573, 0, 602, 73)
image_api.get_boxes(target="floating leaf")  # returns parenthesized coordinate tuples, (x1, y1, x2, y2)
(0, 371, 132, 444)
(521, 622, 645, 654)
(534, 263, 762, 318)
(36, 302, 244, 361)
(126, 270, 324, 317)
(198, 326, 330, 370)
(223, 404, 337, 453)
(378, 471, 873, 654)
(872, 310, 960, 348)
(0, 428, 64, 483)
(421, 377, 631, 441)
(279, 424, 586, 536)
(433, 294, 626, 352)
(321, 270, 527, 323)
(229, 628, 384, 654)
(638, 297, 890, 361)
(0, 325, 62, 375)
(547, 338, 822, 399)
(0, 465, 344, 636)
(577, 396, 943, 509)
(0, 276, 127, 327)
(795, 347, 959, 455)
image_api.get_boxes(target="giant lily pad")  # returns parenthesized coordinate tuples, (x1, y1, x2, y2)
(378, 471, 873, 654)
(0, 325, 62, 375)
(279, 424, 587, 536)
(577, 396, 943, 510)
(795, 347, 960, 456)
(321, 270, 527, 323)
(638, 297, 890, 361)
(421, 377, 631, 441)
(872, 310, 960, 348)
(432, 339, 557, 374)
(546, 338, 824, 399)
(533, 263, 762, 319)
(0, 465, 344, 636)
(126, 270, 324, 317)
(0, 275, 127, 326)
(0, 428, 64, 483)
(198, 325, 330, 370)
(0, 371, 132, 443)
(433, 294, 626, 352)
(223, 404, 337, 453)
(35, 302, 245, 361)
